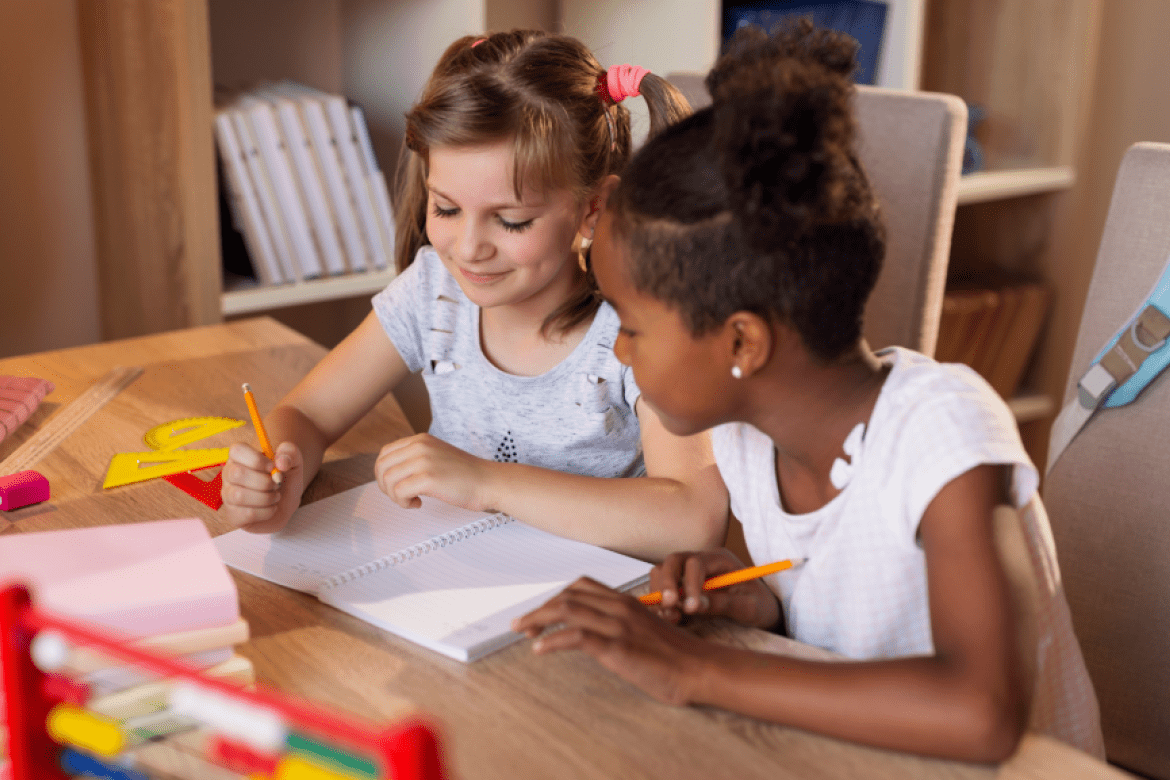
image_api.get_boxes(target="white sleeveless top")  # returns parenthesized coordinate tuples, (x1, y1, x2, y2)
(713, 347, 1104, 756)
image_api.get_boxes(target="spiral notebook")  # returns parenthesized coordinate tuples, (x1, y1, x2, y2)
(213, 482, 650, 662)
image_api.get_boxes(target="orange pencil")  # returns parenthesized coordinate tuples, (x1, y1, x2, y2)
(639, 558, 804, 606)
(242, 383, 283, 484)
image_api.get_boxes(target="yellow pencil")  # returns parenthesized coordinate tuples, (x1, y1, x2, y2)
(242, 383, 282, 484)
(639, 558, 803, 605)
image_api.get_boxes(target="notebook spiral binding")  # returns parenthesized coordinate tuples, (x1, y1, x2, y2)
(320, 513, 516, 589)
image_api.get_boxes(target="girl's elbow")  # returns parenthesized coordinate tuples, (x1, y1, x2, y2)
(699, 508, 729, 549)
(959, 688, 1028, 764)
(670, 489, 727, 549)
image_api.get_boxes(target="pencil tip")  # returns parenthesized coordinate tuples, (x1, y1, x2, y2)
(242, 382, 251, 393)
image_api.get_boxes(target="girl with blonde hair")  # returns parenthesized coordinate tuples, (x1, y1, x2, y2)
(221, 30, 728, 560)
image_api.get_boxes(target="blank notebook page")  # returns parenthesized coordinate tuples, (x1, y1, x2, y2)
(213, 481, 651, 661)
(318, 519, 650, 661)
(213, 487, 494, 593)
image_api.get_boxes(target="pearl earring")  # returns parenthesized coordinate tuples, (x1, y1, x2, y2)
(731, 365, 743, 379)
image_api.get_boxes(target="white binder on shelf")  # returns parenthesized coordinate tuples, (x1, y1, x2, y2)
(228, 107, 299, 283)
(279, 82, 390, 271)
(212, 112, 280, 287)
(238, 95, 323, 281)
(213, 111, 285, 287)
(350, 105, 397, 272)
(271, 81, 370, 272)
(257, 88, 348, 277)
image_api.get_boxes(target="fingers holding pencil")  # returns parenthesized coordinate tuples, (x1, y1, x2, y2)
(640, 558, 802, 605)
(645, 549, 793, 631)
(221, 441, 303, 533)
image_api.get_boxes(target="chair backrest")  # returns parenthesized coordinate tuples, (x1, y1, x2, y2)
(1044, 142, 1170, 780)
(666, 75, 966, 356)
(995, 500, 1104, 758)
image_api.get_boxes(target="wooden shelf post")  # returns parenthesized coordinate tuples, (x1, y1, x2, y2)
(78, 0, 222, 339)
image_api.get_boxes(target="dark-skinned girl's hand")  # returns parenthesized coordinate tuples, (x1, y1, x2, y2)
(512, 577, 717, 705)
(650, 548, 782, 630)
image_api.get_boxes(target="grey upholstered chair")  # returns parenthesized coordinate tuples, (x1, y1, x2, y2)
(666, 75, 967, 356)
(1044, 142, 1170, 780)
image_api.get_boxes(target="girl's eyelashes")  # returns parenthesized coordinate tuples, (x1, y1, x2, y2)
(428, 202, 535, 233)
(498, 216, 535, 233)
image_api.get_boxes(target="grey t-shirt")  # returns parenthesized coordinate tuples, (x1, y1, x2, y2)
(372, 246, 644, 478)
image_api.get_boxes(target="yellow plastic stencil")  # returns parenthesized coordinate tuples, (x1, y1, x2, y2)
(143, 416, 243, 451)
(102, 448, 230, 489)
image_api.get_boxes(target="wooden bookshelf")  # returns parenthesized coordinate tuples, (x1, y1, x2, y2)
(957, 166, 1075, 205)
(221, 268, 398, 317)
(74, 0, 1102, 464)
(1008, 392, 1056, 424)
(922, 0, 1103, 464)
(74, 0, 553, 336)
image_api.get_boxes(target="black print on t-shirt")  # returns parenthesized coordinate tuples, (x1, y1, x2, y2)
(494, 431, 518, 463)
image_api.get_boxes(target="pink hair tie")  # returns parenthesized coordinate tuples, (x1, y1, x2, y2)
(603, 64, 650, 103)
(471, 37, 487, 48)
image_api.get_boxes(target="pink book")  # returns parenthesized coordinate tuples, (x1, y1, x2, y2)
(0, 518, 238, 639)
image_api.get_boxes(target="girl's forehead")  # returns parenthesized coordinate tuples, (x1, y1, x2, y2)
(428, 141, 515, 183)
(428, 142, 571, 207)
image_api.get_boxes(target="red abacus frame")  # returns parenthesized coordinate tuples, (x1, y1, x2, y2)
(0, 584, 447, 780)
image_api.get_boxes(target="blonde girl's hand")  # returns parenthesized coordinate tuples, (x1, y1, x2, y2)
(219, 441, 304, 534)
(374, 433, 498, 513)
(511, 577, 716, 706)
(651, 549, 783, 631)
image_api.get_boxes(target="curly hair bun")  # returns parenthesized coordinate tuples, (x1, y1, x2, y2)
(706, 20, 862, 252)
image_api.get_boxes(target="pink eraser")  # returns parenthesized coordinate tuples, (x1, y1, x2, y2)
(0, 470, 50, 511)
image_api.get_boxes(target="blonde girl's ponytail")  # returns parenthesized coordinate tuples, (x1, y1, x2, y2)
(596, 65, 691, 144)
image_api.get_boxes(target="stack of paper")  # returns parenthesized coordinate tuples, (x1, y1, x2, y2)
(214, 83, 396, 289)
(0, 519, 256, 770)
(0, 519, 253, 717)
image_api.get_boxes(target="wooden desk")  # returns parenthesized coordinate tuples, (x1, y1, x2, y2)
(0, 318, 1130, 780)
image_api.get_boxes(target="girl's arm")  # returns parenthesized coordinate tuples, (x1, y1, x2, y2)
(375, 398, 729, 560)
(515, 464, 1029, 762)
(221, 311, 411, 532)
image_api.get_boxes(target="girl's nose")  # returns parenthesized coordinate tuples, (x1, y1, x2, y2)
(455, 219, 491, 264)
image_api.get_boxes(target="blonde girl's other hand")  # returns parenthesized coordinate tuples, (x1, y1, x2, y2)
(651, 549, 782, 631)
(219, 441, 304, 534)
(374, 433, 499, 513)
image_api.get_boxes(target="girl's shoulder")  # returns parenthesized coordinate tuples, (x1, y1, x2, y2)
(579, 301, 630, 372)
(590, 298, 620, 334)
(414, 245, 465, 297)
(574, 301, 643, 409)
(870, 347, 1038, 507)
(711, 421, 772, 466)
(378, 246, 466, 307)
(876, 347, 1012, 423)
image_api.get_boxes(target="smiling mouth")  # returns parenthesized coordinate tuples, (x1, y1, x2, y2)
(459, 267, 507, 284)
